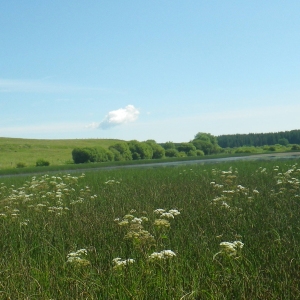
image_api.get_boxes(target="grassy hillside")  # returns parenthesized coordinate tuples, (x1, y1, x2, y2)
(0, 137, 124, 169)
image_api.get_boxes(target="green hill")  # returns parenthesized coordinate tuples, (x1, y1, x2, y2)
(0, 137, 124, 169)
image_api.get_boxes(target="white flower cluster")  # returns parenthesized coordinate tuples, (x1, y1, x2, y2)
(105, 180, 120, 184)
(153, 209, 180, 217)
(214, 241, 244, 259)
(67, 248, 89, 265)
(153, 208, 180, 228)
(112, 257, 135, 270)
(148, 250, 176, 261)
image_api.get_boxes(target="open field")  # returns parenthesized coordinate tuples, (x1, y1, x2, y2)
(0, 158, 300, 299)
(0, 137, 124, 169)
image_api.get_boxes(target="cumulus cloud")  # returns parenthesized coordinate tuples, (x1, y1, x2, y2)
(98, 105, 140, 129)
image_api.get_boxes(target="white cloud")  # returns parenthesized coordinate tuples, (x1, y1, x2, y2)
(85, 122, 99, 129)
(98, 105, 140, 129)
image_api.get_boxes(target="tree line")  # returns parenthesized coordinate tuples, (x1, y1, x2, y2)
(71, 133, 221, 164)
(217, 129, 300, 148)
(72, 130, 300, 164)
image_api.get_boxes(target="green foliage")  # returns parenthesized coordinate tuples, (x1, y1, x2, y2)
(234, 146, 258, 154)
(218, 129, 300, 148)
(162, 141, 176, 150)
(278, 138, 289, 146)
(177, 142, 196, 154)
(145, 140, 165, 159)
(96, 147, 114, 162)
(165, 148, 179, 157)
(127, 140, 153, 160)
(72, 147, 115, 164)
(16, 162, 27, 168)
(194, 132, 218, 144)
(291, 144, 300, 150)
(192, 132, 221, 155)
(109, 143, 132, 161)
(177, 151, 187, 157)
(196, 149, 205, 156)
(72, 147, 94, 163)
(36, 159, 50, 167)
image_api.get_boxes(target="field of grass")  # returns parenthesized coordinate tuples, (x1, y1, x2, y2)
(0, 159, 300, 299)
(0, 137, 124, 169)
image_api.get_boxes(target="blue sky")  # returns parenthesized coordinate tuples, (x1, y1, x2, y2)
(1, 1, 300, 142)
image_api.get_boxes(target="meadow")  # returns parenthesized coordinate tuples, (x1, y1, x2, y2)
(0, 137, 123, 169)
(0, 159, 299, 299)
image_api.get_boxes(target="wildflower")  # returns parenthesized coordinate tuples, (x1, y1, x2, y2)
(168, 209, 180, 216)
(118, 219, 129, 226)
(66, 249, 90, 266)
(154, 209, 165, 215)
(149, 250, 176, 261)
(214, 240, 244, 259)
(123, 214, 135, 220)
(131, 217, 142, 224)
(112, 257, 135, 270)
(160, 212, 174, 219)
(20, 220, 29, 226)
(253, 190, 259, 194)
(154, 218, 171, 228)
(221, 201, 230, 209)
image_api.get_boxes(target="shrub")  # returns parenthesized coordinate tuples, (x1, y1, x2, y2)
(36, 159, 50, 167)
(16, 162, 27, 168)
(291, 144, 300, 151)
(109, 143, 132, 161)
(72, 148, 94, 164)
(196, 150, 205, 156)
(165, 149, 179, 158)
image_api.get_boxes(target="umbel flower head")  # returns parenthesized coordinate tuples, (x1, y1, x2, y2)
(148, 250, 176, 261)
(66, 249, 90, 266)
(214, 241, 244, 259)
(112, 257, 135, 270)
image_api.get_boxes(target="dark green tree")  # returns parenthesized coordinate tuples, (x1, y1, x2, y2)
(109, 143, 132, 161)
(145, 140, 165, 159)
(127, 140, 153, 160)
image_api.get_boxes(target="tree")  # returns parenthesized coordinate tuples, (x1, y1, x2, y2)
(192, 132, 221, 155)
(165, 149, 179, 157)
(162, 141, 176, 150)
(145, 140, 165, 159)
(127, 140, 153, 160)
(72, 148, 93, 164)
(109, 143, 132, 161)
(278, 138, 289, 146)
(194, 132, 218, 145)
(177, 142, 196, 154)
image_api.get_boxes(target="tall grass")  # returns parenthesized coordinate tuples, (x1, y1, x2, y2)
(0, 160, 299, 299)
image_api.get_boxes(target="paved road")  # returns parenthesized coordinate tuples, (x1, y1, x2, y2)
(1, 152, 299, 179)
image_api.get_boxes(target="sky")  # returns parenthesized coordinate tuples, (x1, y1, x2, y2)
(1, 1, 300, 143)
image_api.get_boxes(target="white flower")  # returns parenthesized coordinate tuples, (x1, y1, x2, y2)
(154, 209, 166, 215)
(168, 209, 180, 216)
(214, 240, 244, 259)
(160, 212, 174, 219)
(149, 250, 176, 261)
(112, 257, 135, 270)
(131, 217, 143, 224)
